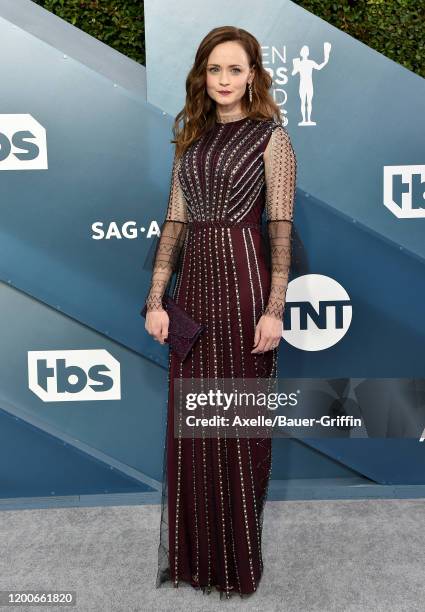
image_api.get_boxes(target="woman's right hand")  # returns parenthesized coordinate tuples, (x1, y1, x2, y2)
(145, 309, 169, 345)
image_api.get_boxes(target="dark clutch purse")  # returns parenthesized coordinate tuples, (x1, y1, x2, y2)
(140, 295, 205, 362)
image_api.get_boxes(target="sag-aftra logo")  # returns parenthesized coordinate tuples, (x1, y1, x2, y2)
(0, 114, 48, 170)
(28, 349, 121, 402)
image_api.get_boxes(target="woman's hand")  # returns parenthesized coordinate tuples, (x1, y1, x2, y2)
(145, 309, 169, 345)
(251, 314, 283, 353)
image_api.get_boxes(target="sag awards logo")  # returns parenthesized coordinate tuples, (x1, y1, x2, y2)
(282, 274, 352, 351)
(0, 114, 48, 170)
(263, 42, 331, 126)
(28, 349, 121, 402)
(383, 165, 425, 219)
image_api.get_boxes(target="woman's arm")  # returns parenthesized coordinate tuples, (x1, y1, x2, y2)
(263, 124, 297, 321)
(145, 151, 188, 312)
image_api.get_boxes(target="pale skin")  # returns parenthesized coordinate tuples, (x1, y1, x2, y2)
(146, 40, 282, 354)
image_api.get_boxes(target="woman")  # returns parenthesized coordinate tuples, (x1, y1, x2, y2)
(144, 25, 297, 599)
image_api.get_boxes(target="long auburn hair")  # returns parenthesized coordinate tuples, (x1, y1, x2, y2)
(172, 26, 282, 158)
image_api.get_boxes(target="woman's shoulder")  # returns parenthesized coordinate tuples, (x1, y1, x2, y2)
(253, 116, 287, 133)
(261, 119, 294, 146)
(252, 117, 287, 147)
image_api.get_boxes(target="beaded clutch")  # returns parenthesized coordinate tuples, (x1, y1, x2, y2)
(141, 295, 205, 362)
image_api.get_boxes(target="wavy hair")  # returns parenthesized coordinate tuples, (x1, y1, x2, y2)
(172, 26, 282, 158)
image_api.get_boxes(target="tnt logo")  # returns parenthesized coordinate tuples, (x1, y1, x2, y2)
(0, 114, 48, 170)
(282, 274, 352, 351)
(28, 350, 121, 402)
(383, 165, 425, 218)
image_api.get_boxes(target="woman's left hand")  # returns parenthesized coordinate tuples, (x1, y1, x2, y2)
(251, 314, 283, 353)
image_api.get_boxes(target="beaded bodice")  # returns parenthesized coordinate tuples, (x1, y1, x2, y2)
(145, 114, 297, 321)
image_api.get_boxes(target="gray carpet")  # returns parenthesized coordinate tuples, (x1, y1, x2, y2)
(0, 498, 424, 611)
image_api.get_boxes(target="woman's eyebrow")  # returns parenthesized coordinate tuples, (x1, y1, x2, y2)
(207, 63, 243, 67)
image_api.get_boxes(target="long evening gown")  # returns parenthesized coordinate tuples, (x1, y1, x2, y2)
(145, 110, 297, 599)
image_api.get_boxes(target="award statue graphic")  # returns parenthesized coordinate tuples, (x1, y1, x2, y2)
(292, 42, 331, 126)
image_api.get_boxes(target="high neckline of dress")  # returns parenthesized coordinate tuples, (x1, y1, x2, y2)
(215, 111, 249, 124)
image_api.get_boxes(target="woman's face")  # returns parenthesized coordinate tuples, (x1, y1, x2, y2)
(206, 41, 253, 113)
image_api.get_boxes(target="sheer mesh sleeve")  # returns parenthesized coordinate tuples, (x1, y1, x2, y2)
(263, 125, 297, 321)
(145, 151, 188, 312)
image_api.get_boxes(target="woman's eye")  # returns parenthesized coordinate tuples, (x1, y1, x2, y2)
(209, 68, 241, 73)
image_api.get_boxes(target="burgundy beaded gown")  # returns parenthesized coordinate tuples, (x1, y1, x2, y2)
(145, 111, 297, 599)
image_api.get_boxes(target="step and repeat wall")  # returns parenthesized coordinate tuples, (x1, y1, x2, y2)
(0, 0, 424, 500)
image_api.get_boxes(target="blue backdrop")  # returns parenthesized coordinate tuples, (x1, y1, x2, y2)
(0, 0, 424, 504)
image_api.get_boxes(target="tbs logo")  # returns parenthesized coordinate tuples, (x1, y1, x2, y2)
(0, 114, 48, 170)
(383, 165, 425, 218)
(28, 350, 121, 402)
